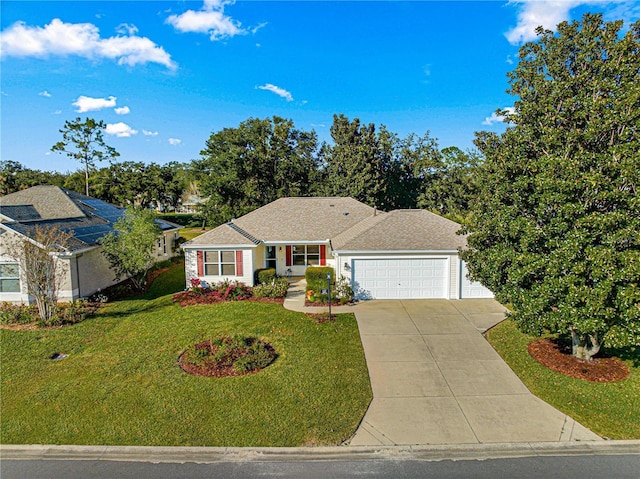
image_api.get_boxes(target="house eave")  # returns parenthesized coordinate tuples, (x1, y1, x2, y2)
(182, 243, 259, 250)
(333, 249, 460, 255)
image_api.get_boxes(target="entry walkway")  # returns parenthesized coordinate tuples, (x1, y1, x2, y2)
(349, 299, 602, 446)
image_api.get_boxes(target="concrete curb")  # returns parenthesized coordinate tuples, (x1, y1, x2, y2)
(2, 441, 639, 463)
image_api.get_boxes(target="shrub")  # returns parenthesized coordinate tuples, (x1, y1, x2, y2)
(49, 299, 98, 326)
(0, 303, 38, 325)
(252, 277, 289, 298)
(0, 300, 99, 327)
(335, 275, 354, 302)
(183, 336, 277, 374)
(172, 280, 252, 306)
(305, 266, 335, 294)
(255, 268, 277, 285)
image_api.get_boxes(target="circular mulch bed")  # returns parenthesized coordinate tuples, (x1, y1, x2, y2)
(179, 338, 277, 378)
(528, 339, 629, 382)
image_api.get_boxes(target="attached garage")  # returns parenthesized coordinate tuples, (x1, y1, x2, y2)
(460, 261, 494, 298)
(352, 258, 448, 299)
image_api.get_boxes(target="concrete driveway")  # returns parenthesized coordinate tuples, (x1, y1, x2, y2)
(349, 299, 601, 446)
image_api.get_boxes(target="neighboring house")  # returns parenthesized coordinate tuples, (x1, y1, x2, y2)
(183, 197, 493, 300)
(0, 185, 181, 304)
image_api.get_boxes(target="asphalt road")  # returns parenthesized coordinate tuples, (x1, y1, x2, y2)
(3, 455, 640, 479)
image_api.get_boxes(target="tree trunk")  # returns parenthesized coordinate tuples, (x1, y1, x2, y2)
(570, 328, 600, 361)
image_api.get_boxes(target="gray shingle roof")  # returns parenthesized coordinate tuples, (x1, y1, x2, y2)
(187, 197, 376, 246)
(331, 209, 467, 251)
(186, 198, 466, 253)
(0, 185, 179, 251)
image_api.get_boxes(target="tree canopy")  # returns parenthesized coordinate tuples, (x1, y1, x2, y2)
(100, 207, 162, 291)
(51, 117, 119, 196)
(462, 14, 640, 359)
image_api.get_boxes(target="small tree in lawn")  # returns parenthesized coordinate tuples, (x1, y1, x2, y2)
(7, 226, 73, 323)
(51, 117, 119, 196)
(101, 207, 162, 292)
(462, 14, 640, 360)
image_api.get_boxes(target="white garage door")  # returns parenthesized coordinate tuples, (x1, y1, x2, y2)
(352, 258, 448, 299)
(460, 261, 494, 298)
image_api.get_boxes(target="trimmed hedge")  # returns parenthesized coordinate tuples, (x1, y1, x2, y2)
(305, 266, 335, 294)
(255, 268, 277, 285)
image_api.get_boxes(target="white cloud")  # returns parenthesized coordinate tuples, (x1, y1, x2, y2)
(168, 138, 181, 145)
(114, 106, 130, 115)
(166, 0, 245, 41)
(105, 122, 138, 137)
(39, 90, 52, 97)
(0, 18, 176, 69)
(54, 109, 62, 114)
(73, 95, 116, 112)
(505, 1, 616, 45)
(116, 23, 139, 36)
(482, 107, 516, 126)
(257, 83, 293, 102)
(143, 129, 158, 136)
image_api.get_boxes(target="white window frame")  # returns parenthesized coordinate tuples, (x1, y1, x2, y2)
(204, 251, 237, 276)
(0, 262, 21, 293)
(292, 244, 320, 266)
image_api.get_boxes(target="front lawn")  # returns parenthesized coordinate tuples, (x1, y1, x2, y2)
(0, 265, 372, 446)
(486, 320, 640, 440)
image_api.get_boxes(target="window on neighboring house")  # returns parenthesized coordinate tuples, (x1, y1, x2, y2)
(204, 251, 237, 276)
(292, 244, 320, 266)
(163, 235, 167, 255)
(0, 263, 20, 293)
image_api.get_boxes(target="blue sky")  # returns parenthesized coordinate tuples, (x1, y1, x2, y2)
(2, 1, 639, 173)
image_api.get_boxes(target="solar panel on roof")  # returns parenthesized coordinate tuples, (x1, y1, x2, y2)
(79, 200, 124, 223)
(72, 224, 115, 244)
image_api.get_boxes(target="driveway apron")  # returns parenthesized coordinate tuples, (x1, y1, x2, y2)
(349, 299, 602, 446)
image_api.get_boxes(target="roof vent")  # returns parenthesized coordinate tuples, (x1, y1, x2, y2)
(343, 212, 349, 216)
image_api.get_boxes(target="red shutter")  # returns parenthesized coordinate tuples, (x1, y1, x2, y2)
(286, 245, 292, 267)
(320, 245, 326, 266)
(197, 251, 204, 276)
(235, 250, 243, 276)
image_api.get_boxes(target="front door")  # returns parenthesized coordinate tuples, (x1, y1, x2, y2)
(265, 245, 277, 269)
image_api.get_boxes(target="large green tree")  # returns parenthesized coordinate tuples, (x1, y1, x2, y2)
(101, 207, 162, 291)
(462, 14, 640, 359)
(51, 117, 119, 196)
(418, 146, 482, 223)
(321, 114, 440, 210)
(194, 116, 319, 224)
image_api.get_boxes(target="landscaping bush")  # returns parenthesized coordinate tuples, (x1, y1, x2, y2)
(255, 268, 277, 284)
(252, 277, 289, 299)
(173, 280, 252, 306)
(0, 303, 38, 325)
(305, 266, 335, 295)
(181, 335, 277, 376)
(335, 275, 354, 303)
(0, 300, 99, 327)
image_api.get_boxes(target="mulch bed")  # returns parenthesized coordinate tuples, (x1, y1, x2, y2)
(178, 339, 276, 378)
(173, 295, 284, 307)
(528, 338, 629, 382)
(304, 300, 352, 307)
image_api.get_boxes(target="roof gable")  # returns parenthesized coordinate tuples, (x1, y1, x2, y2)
(0, 185, 179, 251)
(188, 197, 377, 246)
(332, 209, 467, 251)
(0, 185, 85, 221)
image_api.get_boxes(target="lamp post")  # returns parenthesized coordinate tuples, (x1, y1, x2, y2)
(327, 272, 332, 320)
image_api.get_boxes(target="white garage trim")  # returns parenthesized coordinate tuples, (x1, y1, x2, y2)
(351, 257, 450, 300)
(460, 261, 494, 298)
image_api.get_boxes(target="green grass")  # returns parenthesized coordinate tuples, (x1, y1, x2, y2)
(179, 227, 210, 241)
(486, 320, 640, 440)
(0, 265, 372, 446)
